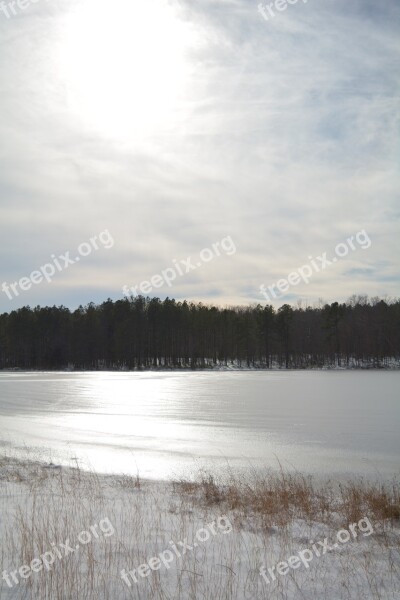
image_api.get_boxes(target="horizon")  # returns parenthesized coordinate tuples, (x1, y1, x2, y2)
(1, 291, 398, 315)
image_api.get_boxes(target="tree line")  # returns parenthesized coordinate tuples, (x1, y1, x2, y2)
(0, 295, 399, 370)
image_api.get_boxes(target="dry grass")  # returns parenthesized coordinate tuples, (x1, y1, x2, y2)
(0, 454, 399, 600)
(173, 468, 400, 530)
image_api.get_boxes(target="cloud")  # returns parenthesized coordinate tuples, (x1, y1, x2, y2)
(0, 0, 399, 312)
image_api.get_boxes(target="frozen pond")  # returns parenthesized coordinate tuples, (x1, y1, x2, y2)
(0, 371, 399, 480)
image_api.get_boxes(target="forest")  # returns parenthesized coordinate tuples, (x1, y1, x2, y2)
(0, 295, 399, 370)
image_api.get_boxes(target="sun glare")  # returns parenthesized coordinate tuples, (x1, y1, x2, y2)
(57, 0, 192, 140)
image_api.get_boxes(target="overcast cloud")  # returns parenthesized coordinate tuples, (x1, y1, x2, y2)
(0, 0, 399, 311)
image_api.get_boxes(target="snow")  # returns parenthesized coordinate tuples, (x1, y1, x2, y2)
(0, 455, 399, 600)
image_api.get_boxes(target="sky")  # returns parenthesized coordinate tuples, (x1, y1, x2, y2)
(0, 0, 399, 312)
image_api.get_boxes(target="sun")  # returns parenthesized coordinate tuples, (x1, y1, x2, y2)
(56, 0, 192, 140)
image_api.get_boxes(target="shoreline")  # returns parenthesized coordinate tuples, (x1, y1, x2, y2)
(2, 363, 400, 372)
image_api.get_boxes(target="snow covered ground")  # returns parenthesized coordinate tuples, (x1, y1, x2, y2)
(0, 454, 399, 600)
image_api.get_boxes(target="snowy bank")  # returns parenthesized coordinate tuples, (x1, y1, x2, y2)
(0, 455, 399, 600)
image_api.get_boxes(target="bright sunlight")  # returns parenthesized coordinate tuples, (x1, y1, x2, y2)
(56, 0, 193, 140)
